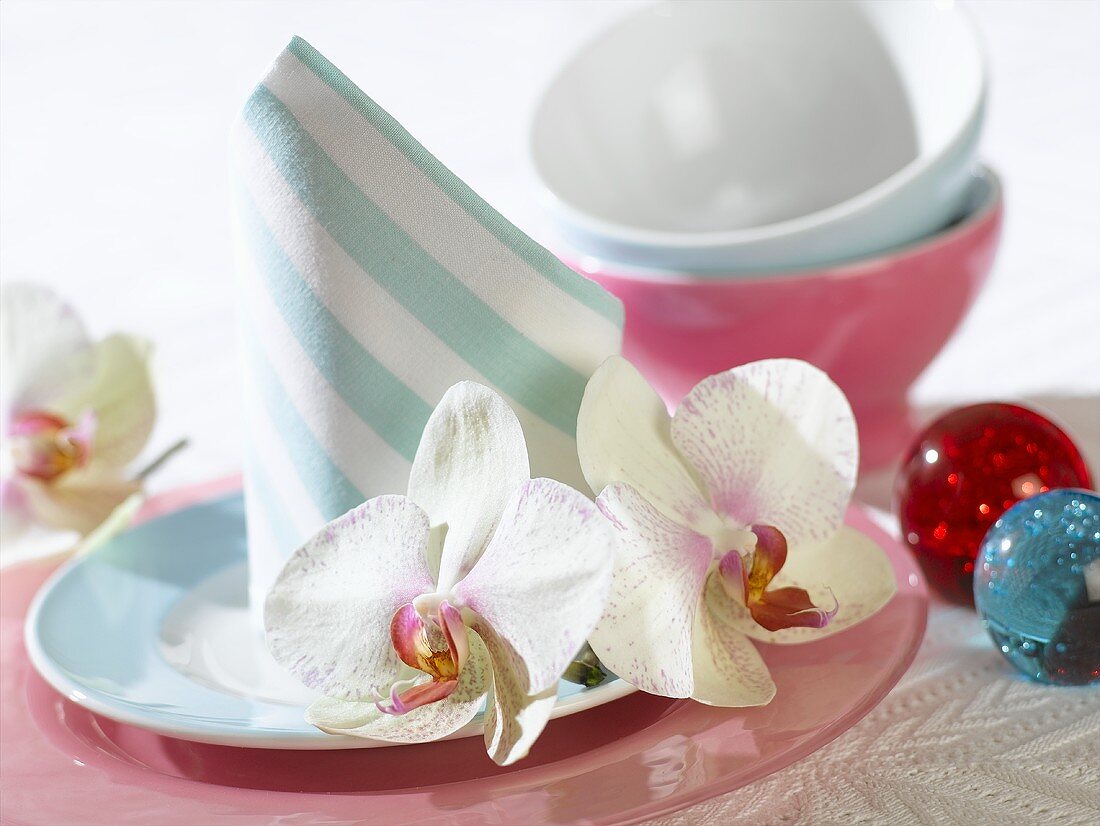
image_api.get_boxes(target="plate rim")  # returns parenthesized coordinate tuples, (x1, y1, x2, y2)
(622, 585, 928, 825)
(23, 490, 639, 749)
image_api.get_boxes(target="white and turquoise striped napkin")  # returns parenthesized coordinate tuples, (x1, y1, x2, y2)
(231, 37, 623, 609)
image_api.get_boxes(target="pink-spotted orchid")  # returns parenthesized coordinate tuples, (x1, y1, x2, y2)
(576, 357, 896, 706)
(264, 382, 613, 765)
(1, 283, 156, 562)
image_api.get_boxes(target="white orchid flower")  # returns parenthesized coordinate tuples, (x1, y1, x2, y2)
(576, 357, 897, 706)
(1, 283, 156, 562)
(264, 382, 614, 765)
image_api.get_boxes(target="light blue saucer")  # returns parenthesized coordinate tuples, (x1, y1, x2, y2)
(24, 493, 633, 749)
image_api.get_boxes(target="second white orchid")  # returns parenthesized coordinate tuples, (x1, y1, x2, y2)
(264, 382, 614, 765)
(577, 356, 897, 707)
(0, 282, 157, 562)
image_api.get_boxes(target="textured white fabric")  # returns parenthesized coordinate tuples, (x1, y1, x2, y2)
(648, 592, 1100, 826)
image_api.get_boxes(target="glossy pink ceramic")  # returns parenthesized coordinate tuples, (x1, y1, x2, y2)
(573, 168, 1003, 471)
(0, 482, 927, 825)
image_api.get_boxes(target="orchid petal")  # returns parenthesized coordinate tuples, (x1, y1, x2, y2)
(264, 496, 435, 700)
(454, 477, 613, 694)
(70, 488, 145, 557)
(748, 525, 786, 593)
(0, 282, 94, 414)
(19, 466, 141, 534)
(586, 483, 713, 699)
(0, 477, 78, 563)
(408, 381, 530, 591)
(690, 596, 776, 707)
(378, 677, 458, 715)
(746, 586, 838, 632)
(577, 356, 709, 526)
(707, 525, 896, 644)
(389, 604, 437, 672)
(55, 334, 155, 468)
(472, 619, 558, 766)
(305, 695, 384, 732)
(671, 359, 858, 548)
(306, 629, 492, 743)
(716, 550, 746, 602)
(439, 601, 469, 671)
(0, 478, 31, 545)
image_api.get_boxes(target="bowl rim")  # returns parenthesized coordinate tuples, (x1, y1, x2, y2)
(569, 165, 1003, 288)
(531, 0, 989, 252)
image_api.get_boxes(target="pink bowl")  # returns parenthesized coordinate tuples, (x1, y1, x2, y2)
(571, 166, 1003, 470)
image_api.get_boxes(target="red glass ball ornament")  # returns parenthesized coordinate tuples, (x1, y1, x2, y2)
(895, 403, 1092, 603)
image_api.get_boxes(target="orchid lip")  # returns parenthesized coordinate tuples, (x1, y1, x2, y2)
(715, 524, 841, 632)
(375, 677, 459, 716)
(384, 600, 471, 715)
(9, 409, 96, 482)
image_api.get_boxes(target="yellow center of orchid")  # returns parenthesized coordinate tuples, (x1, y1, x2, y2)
(378, 600, 470, 716)
(717, 524, 838, 632)
(9, 411, 92, 483)
(415, 636, 461, 682)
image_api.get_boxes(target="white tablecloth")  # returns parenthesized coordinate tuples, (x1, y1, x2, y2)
(2, 2, 1098, 822)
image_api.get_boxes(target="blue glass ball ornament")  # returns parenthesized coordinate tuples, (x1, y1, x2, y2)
(973, 489, 1100, 686)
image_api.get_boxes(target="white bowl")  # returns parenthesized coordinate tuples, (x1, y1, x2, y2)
(531, 0, 986, 274)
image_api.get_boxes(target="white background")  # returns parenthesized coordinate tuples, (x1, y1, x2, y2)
(2, 0, 1098, 494)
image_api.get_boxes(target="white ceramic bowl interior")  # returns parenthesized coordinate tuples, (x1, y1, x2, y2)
(531, 0, 986, 273)
(573, 165, 1000, 286)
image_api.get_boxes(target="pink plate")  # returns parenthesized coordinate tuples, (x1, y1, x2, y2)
(0, 483, 927, 825)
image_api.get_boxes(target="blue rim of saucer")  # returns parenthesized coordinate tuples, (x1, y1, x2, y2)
(23, 492, 633, 749)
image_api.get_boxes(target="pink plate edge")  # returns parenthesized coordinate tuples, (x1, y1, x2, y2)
(617, 506, 928, 824)
(3, 478, 928, 825)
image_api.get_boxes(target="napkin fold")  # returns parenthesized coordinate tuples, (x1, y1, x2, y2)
(231, 37, 623, 610)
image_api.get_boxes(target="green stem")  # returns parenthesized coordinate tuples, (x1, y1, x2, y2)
(562, 642, 609, 688)
(136, 437, 189, 482)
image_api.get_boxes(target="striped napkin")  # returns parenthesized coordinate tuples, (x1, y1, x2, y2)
(231, 37, 623, 609)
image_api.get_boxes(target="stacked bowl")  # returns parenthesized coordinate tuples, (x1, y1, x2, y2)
(531, 0, 1000, 469)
